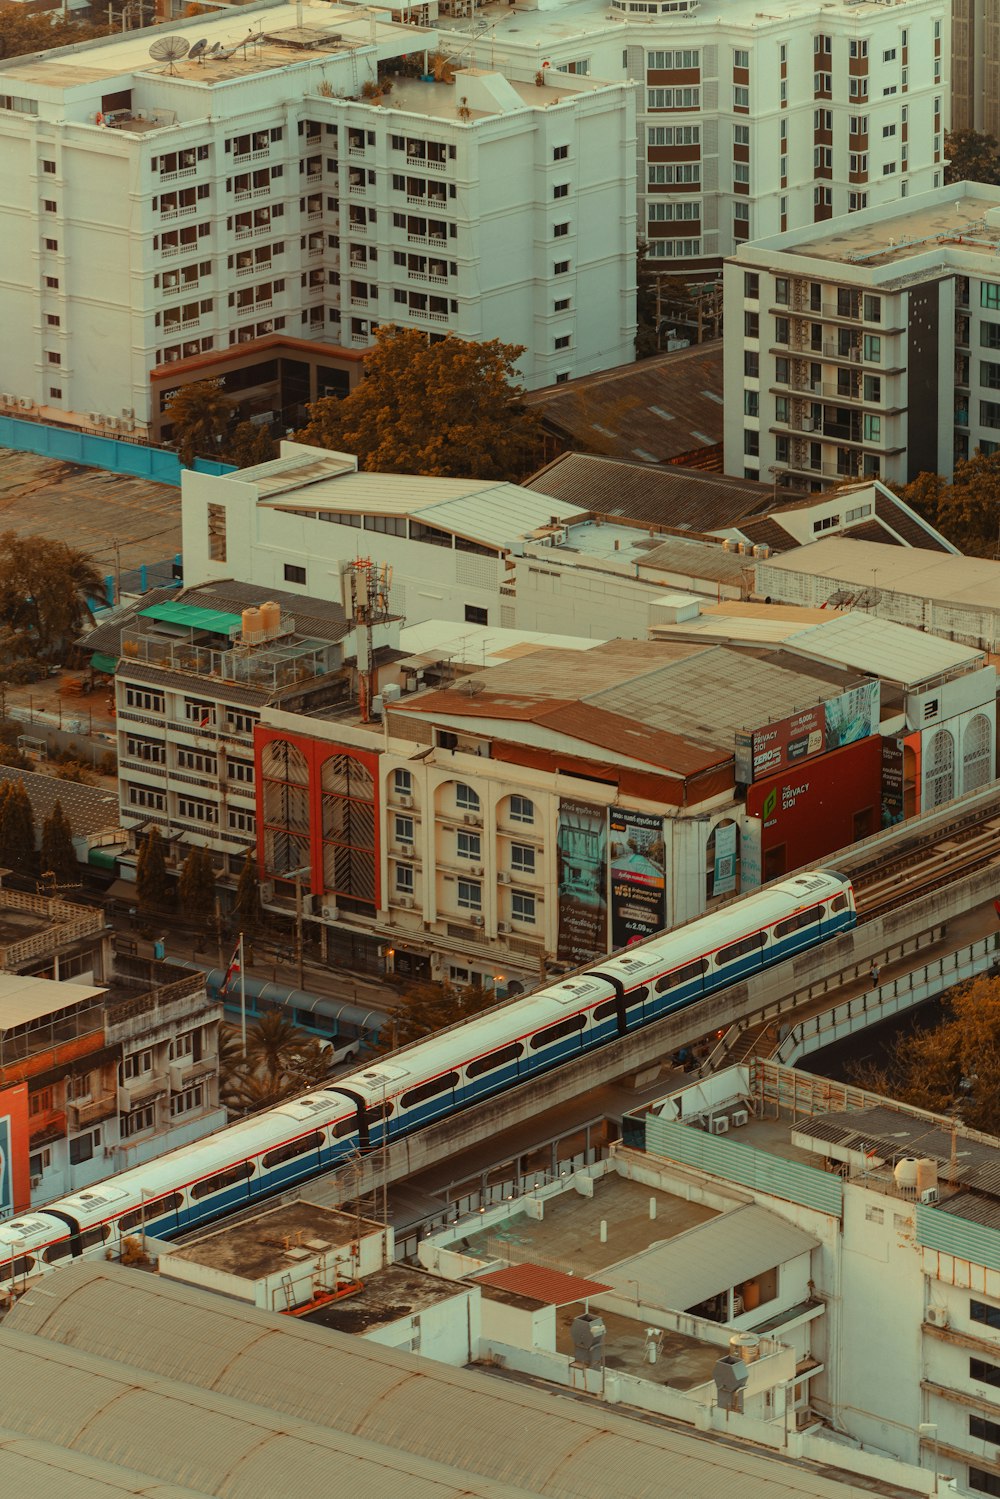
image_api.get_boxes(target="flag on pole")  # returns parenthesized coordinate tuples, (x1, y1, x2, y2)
(221, 941, 241, 995)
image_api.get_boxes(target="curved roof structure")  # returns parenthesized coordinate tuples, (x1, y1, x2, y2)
(5, 1264, 886, 1499)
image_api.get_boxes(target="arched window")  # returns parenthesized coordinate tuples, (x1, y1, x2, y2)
(963, 713, 992, 793)
(925, 728, 956, 810)
(261, 739, 310, 876)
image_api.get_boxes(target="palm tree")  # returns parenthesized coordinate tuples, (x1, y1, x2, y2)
(165, 379, 233, 468)
(244, 1009, 314, 1086)
(219, 1016, 330, 1117)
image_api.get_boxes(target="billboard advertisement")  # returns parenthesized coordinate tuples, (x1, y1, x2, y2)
(609, 808, 666, 949)
(712, 820, 738, 897)
(0, 1082, 29, 1222)
(736, 681, 881, 784)
(881, 736, 905, 828)
(746, 736, 883, 880)
(557, 797, 608, 964)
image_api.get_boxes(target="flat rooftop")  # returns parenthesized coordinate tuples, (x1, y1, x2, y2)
(762, 536, 1000, 611)
(301, 1263, 467, 1333)
(461, 1173, 717, 1275)
(0, 973, 104, 1030)
(781, 190, 1000, 268)
(169, 1201, 377, 1280)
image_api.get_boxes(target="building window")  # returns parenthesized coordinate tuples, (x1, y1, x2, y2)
(510, 794, 534, 823)
(170, 1085, 204, 1118)
(122, 1104, 156, 1138)
(228, 808, 256, 834)
(69, 1131, 97, 1165)
(457, 830, 481, 860)
(553, 144, 569, 160)
(396, 863, 414, 894)
(511, 843, 535, 874)
(457, 879, 482, 911)
(42, 159, 56, 173)
(972, 1299, 1000, 1330)
(456, 783, 480, 812)
(394, 814, 414, 844)
(177, 796, 219, 824)
(394, 768, 413, 795)
(733, 86, 749, 108)
(744, 271, 759, 299)
(863, 334, 881, 362)
(283, 562, 306, 584)
(863, 414, 881, 442)
(745, 390, 759, 416)
(744, 430, 760, 457)
(46, 352, 61, 365)
(554, 335, 571, 350)
(554, 260, 570, 275)
(207, 503, 227, 563)
(970, 1469, 1000, 1498)
(49, 387, 62, 400)
(744, 351, 759, 378)
(183, 698, 215, 727)
(45, 276, 58, 288)
(553, 183, 569, 199)
(554, 222, 569, 238)
(851, 38, 869, 57)
(29, 1087, 52, 1115)
(127, 785, 165, 811)
(465, 604, 488, 625)
(123, 1049, 153, 1080)
(745, 311, 759, 338)
(733, 47, 749, 67)
(512, 890, 536, 924)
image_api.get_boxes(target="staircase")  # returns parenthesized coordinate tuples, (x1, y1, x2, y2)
(713, 1019, 780, 1070)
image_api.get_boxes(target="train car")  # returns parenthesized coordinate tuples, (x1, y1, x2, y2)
(0, 869, 855, 1290)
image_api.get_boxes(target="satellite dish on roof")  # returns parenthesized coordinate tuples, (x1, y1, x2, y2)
(206, 40, 223, 56)
(187, 36, 209, 61)
(148, 34, 190, 73)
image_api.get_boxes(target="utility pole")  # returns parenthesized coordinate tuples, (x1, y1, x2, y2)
(295, 869, 304, 989)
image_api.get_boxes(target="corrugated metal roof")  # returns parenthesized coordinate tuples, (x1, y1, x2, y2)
(0, 974, 104, 1028)
(525, 452, 768, 531)
(781, 612, 982, 688)
(0, 1429, 204, 1499)
(761, 537, 1000, 609)
(5, 1263, 890, 1499)
(116, 662, 267, 708)
(476, 1264, 610, 1305)
(0, 765, 120, 839)
(600, 1204, 818, 1312)
(139, 601, 242, 634)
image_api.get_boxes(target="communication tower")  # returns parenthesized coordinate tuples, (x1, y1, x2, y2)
(348, 558, 392, 722)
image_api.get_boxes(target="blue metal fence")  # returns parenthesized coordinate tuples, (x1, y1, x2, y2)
(0, 414, 234, 487)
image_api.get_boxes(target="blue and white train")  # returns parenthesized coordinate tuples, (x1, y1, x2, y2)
(0, 869, 855, 1286)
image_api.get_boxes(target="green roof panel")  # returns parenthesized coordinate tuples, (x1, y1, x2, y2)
(139, 601, 243, 634)
(89, 652, 118, 674)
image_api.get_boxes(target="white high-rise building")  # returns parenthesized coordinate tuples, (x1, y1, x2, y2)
(0, 1, 636, 438)
(434, 0, 949, 277)
(723, 181, 1000, 491)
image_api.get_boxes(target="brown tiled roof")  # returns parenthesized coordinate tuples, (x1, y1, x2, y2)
(526, 452, 773, 533)
(476, 1263, 610, 1306)
(873, 492, 953, 552)
(524, 343, 727, 464)
(842, 519, 904, 546)
(736, 516, 798, 553)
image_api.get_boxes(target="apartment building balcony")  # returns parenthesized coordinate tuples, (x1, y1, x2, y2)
(234, 148, 269, 163)
(68, 1091, 118, 1131)
(408, 270, 448, 285)
(770, 343, 904, 374)
(118, 1073, 169, 1110)
(351, 332, 370, 345)
(411, 308, 449, 322)
(407, 233, 447, 249)
(159, 166, 197, 183)
(348, 220, 369, 236)
(168, 1056, 217, 1091)
(772, 301, 903, 332)
(407, 155, 446, 171)
(769, 378, 903, 413)
(160, 206, 198, 221)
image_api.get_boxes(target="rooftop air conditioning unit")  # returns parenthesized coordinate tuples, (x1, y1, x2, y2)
(471, 914, 485, 926)
(711, 1116, 729, 1135)
(731, 1109, 750, 1128)
(753, 545, 771, 560)
(498, 871, 511, 885)
(89, 412, 102, 424)
(921, 1187, 939, 1205)
(122, 407, 134, 419)
(19, 398, 34, 410)
(926, 1304, 949, 1328)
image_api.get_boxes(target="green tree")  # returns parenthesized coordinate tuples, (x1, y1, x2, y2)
(135, 826, 171, 913)
(233, 851, 263, 937)
(849, 975, 1000, 1135)
(243, 1008, 314, 1084)
(0, 532, 103, 660)
(40, 799, 76, 883)
(165, 379, 233, 469)
(635, 239, 660, 359)
(898, 452, 1000, 557)
(178, 846, 215, 929)
(385, 979, 496, 1048)
(944, 129, 1000, 185)
(298, 326, 543, 481)
(224, 420, 278, 469)
(0, 779, 35, 875)
(0, 9, 104, 60)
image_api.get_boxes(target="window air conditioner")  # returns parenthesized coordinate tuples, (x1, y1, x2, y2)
(711, 1116, 729, 1135)
(398, 794, 413, 808)
(321, 902, 338, 919)
(471, 913, 484, 926)
(731, 1109, 750, 1128)
(926, 1304, 949, 1328)
(463, 813, 481, 826)
(498, 872, 511, 884)
(30, 1174, 41, 1190)
(921, 1187, 939, 1204)
(497, 921, 509, 934)
(397, 895, 413, 908)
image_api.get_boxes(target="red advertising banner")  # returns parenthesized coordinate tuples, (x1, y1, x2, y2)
(0, 1081, 30, 1221)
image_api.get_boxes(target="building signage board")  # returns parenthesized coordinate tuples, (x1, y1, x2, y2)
(609, 808, 666, 949)
(737, 681, 880, 784)
(881, 736, 905, 828)
(557, 797, 608, 964)
(0, 1082, 28, 1222)
(712, 821, 738, 897)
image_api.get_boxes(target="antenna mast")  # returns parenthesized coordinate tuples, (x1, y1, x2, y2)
(349, 557, 392, 722)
